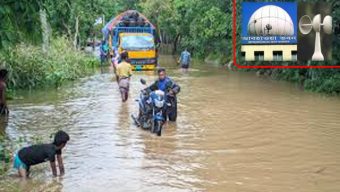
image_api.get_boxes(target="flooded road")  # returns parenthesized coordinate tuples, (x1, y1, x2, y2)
(2, 55, 340, 192)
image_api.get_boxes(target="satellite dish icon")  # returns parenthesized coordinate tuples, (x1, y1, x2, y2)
(299, 14, 332, 61)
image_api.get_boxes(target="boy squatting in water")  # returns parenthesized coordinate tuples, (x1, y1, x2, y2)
(13, 130, 70, 178)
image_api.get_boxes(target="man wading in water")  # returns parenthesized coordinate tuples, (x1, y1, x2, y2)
(145, 68, 180, 121)
(178, 49, 191, 72)
(116, 51, 133, 102)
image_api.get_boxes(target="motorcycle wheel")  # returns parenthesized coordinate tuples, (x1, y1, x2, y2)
(131, 114, 140, 127)
(155, 121, 163, 136)
(137, 109, 143, 127)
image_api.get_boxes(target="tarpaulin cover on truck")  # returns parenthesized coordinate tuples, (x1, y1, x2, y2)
(102, 10, 155, 40)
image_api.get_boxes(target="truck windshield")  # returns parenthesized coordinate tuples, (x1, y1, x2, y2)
(121, 35, 155, 50)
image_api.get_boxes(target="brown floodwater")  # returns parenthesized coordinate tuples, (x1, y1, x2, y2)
(1, 55, 340, 192)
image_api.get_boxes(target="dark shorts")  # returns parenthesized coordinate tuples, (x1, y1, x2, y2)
(100, 55, 107, 63)
(181, 64, 189, 69)
(0, 104, 8, 115)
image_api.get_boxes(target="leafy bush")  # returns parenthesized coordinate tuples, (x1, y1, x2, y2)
(0, 37, 97, 90)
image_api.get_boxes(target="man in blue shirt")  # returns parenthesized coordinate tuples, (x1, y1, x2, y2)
(179, 49, 191, 72)
(145, 68, 180, 121)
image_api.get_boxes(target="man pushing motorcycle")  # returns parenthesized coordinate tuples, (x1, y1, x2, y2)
(145, 68, 180, 121)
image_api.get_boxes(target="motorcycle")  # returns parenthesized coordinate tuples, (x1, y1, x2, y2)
(131, 79, 169, 136)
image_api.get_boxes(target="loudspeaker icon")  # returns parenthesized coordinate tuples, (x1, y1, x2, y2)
(299, 14, 332, 61)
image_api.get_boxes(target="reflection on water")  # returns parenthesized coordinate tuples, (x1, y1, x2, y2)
(1, 55, 340, 192)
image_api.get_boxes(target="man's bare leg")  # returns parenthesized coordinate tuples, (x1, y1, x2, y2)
(18, 168, 27, 179)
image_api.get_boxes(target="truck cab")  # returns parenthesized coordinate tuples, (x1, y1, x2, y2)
(118, 32, 157, 71)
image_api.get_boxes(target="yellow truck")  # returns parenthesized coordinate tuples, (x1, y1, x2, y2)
(102, 10, 158, 71)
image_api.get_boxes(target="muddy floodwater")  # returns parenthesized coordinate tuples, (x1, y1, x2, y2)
(1, 55, 340, 192)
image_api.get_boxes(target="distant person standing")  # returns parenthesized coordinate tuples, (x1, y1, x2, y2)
(0, 69, 9, 116)
(116, 51, 133, 102)
(179, 49, 191, 72)
(100, 40, 109, 66)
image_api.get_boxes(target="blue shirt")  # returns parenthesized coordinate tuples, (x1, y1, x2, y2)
(157, 78, 169, 92)
(180, 51, 191, 65)
(100, 43, 109, 56)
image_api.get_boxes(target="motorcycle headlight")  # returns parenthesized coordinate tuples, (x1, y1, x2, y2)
(154, 100, 164, 108)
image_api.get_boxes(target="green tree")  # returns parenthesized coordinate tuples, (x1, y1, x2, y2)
(0, 0, 42, 48)
(141, 0, 227, 57)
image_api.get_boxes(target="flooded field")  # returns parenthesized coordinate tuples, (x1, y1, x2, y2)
(1, 55, 340, 192)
